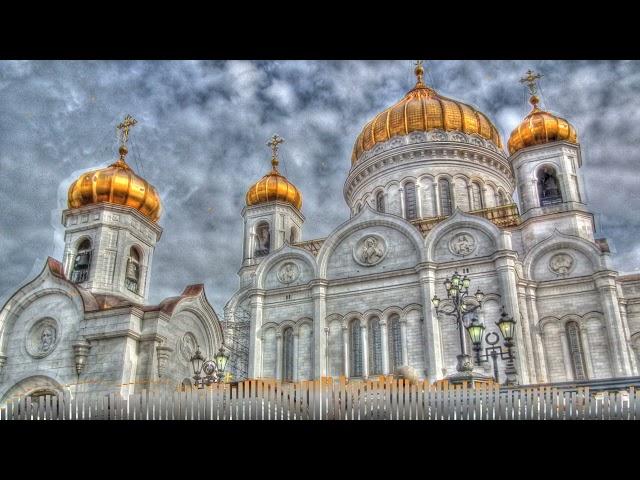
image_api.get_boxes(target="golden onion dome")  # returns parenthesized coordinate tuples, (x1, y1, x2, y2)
(246, 134, 302, 210)
(507, 95, 578, 155)
(351, 62, 503, 165)
(68, 115, 162, 223)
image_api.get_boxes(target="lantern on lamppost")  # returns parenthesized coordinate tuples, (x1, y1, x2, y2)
(190, 344, 230, 388)
(465, 306, 519, 385)
(431, 271, 484, 376)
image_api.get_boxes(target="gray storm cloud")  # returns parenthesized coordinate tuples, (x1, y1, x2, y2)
(1, 60, 639, 311)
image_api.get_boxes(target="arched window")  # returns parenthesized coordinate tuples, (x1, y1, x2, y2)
(125, 247, 142, 294)
(388, 314, 403, 373)
(471, 182, 484, 210)
(254, 221, 271, 257)
(537, 166, 562, 206)
(71, 239, 92, 284)
(566, 321, 587, 381)
(290, 226, 298, 244)
(283, 327, 294, 382)
(349, 320, 363, 377)
(368, 317, 383, 375)
(404, 182, 418, 220)
(498, 190, 508, 206)
(180, 378, 193, 392)
(438, 178, 453, 216)
(375, 191, 385, 213)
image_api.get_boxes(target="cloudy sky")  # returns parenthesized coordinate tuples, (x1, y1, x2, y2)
(1, 60, 639, 311)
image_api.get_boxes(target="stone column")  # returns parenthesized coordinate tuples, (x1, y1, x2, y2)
(416, 185, 424, 218)
(248, 290, 265, 379)
(361, 322, 369, 379)
(559, 330, 575, 381)
(399, 187, 406, 219)
(495, 251, 529, 385)
(312, 281, 328, 379)
(433, 182, 441, 216)
(380, 320, 390, 375)
(594, 272, 633, 376)
(417, 264, 443, 383)
(399, 319, 409, 366)
(579, 327, 594, 380)
(275, 332, 283, 381)
(292, 332, 299, 382)
(619, 302, 638, 374)
(342, 325, 350, 378)
(525, 286, 548, 382)
(517, 287, 538, 383)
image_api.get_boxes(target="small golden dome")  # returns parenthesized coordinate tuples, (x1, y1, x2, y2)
(351, 63, 503, 165)
(507, 96, 578, 155)
(246, 135, 302, 210)
(68, 118, 162, 223)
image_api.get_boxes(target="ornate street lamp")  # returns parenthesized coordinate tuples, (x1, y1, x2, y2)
(431, 271, 484, 376)
(190, 344, 230, 388)
(465, 306, 519, 385)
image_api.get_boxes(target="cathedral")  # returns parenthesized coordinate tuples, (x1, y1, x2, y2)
(1, 63, 640, 402)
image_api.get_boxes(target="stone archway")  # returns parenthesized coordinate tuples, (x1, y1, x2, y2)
(0, 375, 64, 404)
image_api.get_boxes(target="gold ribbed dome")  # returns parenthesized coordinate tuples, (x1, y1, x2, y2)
(68, 146, 162, 222)
(68, 116, 161, 223)
(351, 63, 503, 165)
(508, 95, 578, 155)
(246, 134, 302, 210)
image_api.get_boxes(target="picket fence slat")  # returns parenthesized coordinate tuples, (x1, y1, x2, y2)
(3, 378, 640, 420)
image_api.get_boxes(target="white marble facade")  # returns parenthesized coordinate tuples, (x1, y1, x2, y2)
(226, 130, 640, 385)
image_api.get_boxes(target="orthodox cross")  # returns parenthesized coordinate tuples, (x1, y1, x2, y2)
(414, 60, 425, 87)
(520, 69, 543, 96)
(267, 134, 284, 169)
(117, 114, 138, 146)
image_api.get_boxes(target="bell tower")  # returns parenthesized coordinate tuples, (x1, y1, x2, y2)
(62, 115, 163, 304)
(239, 135, 304, 287)
(508, 70, 594, 241)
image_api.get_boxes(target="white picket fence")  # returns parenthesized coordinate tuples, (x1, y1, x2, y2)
(1, 377, 638, 420)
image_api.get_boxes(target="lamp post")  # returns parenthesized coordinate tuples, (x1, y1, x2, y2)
(431, 271, 485, 376)
(465, 306, 519, 386)
(190, 344, 230, 388)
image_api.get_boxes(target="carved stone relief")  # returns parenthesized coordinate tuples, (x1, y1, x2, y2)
(26, 318, 59, 359)
(277, 262, 300, 284)
(449, 233, 477, 257)
(354, 235, 387, 266)
(549, 253, 574, 275)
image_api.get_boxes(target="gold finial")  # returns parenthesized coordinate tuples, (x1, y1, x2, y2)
(520, 69, 543, 108)
(116, 114, 138, 161)
(267, 134, 284, 170)
(414, 60, 426, 88)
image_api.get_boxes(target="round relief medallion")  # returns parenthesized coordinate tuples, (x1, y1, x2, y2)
(180, 332, 198, 362)
(449, 233, 477, 257)
(277, 262, 300, 284)
(353, 234, 387, 267)
(26, 318, 59, 359)
(549, 253, 574, 275)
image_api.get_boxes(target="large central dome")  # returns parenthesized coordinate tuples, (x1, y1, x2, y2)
(351, 64, 503, 165)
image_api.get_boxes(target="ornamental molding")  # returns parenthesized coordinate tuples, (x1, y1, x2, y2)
(25, 318, 60, 359)
(345, 132, 513, 203)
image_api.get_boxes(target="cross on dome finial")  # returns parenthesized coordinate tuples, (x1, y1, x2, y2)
(116, 114, 138, 162)
(267, 134, 284, 170)
(520, 69, 543, 108)
(414, 60, 426, 88)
